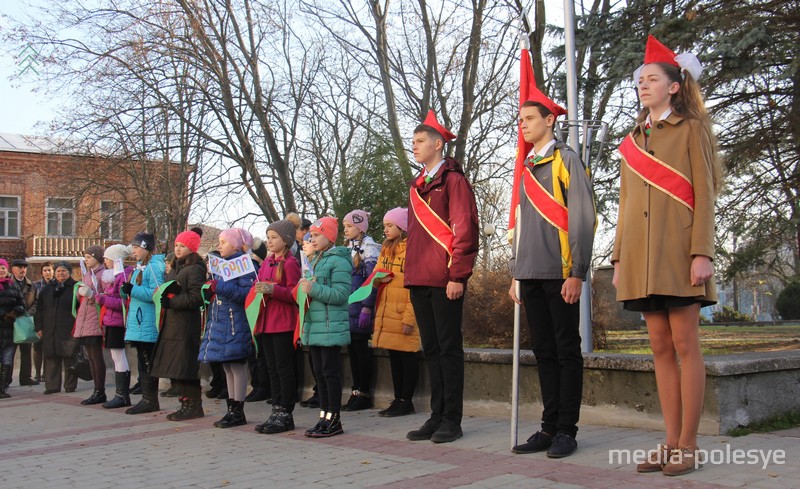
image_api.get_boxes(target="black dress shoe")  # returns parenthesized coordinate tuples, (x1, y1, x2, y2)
(546, 432, 577, 458)
(19, 378, 40, 386)
(512, 431, 553, 454)
(245, 388, 269, 402)
(430, 420, 463, 443)
(43, 389, 60, 395)
(300, 394, 319, 408)
(406, 418, 442, 441)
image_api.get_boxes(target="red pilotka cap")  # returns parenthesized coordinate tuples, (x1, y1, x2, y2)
(644, 34, 679, 68)
(421, 110, 456, 142)
(524, 85, 567, 118)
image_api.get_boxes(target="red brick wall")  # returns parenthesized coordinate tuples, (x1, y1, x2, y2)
(0, 149, 188, 260)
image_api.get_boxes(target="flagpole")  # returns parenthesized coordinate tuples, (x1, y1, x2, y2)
(510, 6, 529, 452)
(562, 0, 592, 353)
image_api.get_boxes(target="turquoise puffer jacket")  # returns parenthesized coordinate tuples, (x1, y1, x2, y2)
(300, 246, 352, 347)
(124, 254, 166, 343)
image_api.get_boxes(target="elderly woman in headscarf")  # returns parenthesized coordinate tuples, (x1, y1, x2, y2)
(35, 261, 79, 394)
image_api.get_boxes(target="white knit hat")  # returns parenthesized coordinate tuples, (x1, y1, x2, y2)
(104, 244, 132, 262)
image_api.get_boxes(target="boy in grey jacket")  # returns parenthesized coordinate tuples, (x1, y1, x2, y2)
(508, 98, 596, 458)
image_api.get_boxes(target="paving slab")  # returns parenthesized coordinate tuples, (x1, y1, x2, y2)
(1, 383, 798, 488)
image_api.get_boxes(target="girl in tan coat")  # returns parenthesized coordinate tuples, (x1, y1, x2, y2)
(373, 208, 420, 417)
(612, 35, 723, 477)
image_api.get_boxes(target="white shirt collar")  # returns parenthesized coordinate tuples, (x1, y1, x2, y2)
(525, 138, 557, 159)
(646, 107, 672, 126)
(423, 159, 446, 178)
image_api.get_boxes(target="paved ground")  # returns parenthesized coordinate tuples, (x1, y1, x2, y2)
(1, 381, 798, 489)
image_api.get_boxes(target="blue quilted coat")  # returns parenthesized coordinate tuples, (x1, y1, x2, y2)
(198, 251, 256, 363)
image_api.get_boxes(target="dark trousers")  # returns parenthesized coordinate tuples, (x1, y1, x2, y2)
(131, 341, 156, 375)
(175, 378, 202, 400)
(519, 279, 583, 438)
(17, 343, 32, 383)
(44, 355, 78, 392)
(259, 332, 296, 411)
(410, 286, 465, 425)
(209, 362, 226, 391)
(348, 332, 373, 393)
(83, 340, 106, 390)
(248, 343, 270, 394)
(309, 345, 342, 412)
(388, 349, 419, 400)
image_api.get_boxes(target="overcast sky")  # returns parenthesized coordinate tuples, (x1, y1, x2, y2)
(0, 1, 567, 136)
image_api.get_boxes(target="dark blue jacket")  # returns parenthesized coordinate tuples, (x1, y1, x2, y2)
(198, 251, 256, 363)
(347, 236, 380, 334)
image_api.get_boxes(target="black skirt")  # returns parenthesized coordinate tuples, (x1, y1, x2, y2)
(623, 295, 702, 312)
(104, 327, 126, 349)
(79, 335, 103, 347)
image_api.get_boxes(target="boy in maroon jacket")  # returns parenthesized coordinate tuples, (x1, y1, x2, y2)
(404, 110, 479, 443)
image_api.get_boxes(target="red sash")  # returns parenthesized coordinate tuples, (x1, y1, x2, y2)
(619, 134, 695, 210)
(522, 167, 569, 233)
(409, 186, 454, 265)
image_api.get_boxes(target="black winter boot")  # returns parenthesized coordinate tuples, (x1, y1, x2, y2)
(125, 373, 160, 414)
(103, 371, 131, 409)
(130, 379, 142, 395)
(304, 411, 327, 437)
(311, 412, 343, 438)
(264, 406, 295, 434)
(0, 364, 10, 399)
(81, 388, 107, 405)
(255, 405, 279, 433)
(167, 396, 205, 421)
(214, 399, 234, 427)
(217, 400, 246, 428)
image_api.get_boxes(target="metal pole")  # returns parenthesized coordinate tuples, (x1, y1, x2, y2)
(563, 0, 579, 149)
(510, 6, 529, 452)
(511, 286, 521, 449)
(563, 0, 592, 352)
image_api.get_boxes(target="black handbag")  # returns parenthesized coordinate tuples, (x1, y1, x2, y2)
(68, 347, 93, 381)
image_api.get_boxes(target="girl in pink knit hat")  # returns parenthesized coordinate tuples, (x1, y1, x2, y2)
(198, 227, 257, 428)
(342, 209, 381, 412)
(373, 208, 420, 417)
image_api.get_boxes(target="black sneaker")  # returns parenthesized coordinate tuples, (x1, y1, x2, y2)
(300, 394, 320, 408)
(341, 393, 359, 411)
(546, 432, 578, 458)
(379, 399, 415, 417)
(345, 395, 372, 412)
(406, 417, 442, 441)
(430, 419, 463, 443)
(512, 431, 553, 454)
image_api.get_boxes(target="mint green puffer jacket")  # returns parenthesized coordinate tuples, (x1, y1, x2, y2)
(300, 246, 353, 347)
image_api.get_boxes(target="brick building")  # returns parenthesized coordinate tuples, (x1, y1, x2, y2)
(0, 133, 191, 278)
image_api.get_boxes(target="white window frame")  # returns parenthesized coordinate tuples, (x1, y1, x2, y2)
(0, 195, 20, 238)
(46, 197, 76, 237)
(100, 201, 123, 240)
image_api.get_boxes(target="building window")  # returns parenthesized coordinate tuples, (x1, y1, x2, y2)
(153, 212, 170, 245)
(100, 201, 123, 240)
(46, 197, 75, 236)
(0, 196, 20, 238)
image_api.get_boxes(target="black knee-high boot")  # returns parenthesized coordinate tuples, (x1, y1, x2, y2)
(103, 371, 131, 409)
